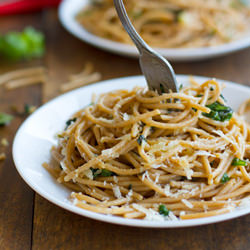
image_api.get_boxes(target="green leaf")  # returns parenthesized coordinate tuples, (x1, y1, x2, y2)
(24, 104, 36, 115)
(0, 112, 13, 126)
(90, 168, 115, 178)
(232, 158, 247, 166)
(100, 169, 114, 177)
(159, 204, 170, 216)
(221, 173, 230, 184)
(202, 101, 233, 122)
(0, 27, 45, 61)
(65, 118, 77, 129)
(137, 135, 147, 145)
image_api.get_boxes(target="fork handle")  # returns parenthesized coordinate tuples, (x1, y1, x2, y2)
(113, 0, 152, 55)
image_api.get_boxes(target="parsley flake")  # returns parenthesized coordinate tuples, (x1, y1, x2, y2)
(221, 173, 230, 184)
(202, 101, 233, 122)
(0, 112, 13, 126)
(159, 204, 170, 216)
(137, 135, 147, 145)
(232, 158, 247, 166)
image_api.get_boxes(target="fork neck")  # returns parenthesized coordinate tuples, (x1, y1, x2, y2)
(113, 0, 152, 55)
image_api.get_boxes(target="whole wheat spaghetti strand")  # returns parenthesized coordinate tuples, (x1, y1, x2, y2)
(0, 66, 45, 85)
(60, 72, 102, 92)
(5, 74, 46, 90)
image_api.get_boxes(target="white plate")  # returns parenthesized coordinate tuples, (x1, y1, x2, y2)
(58, 0, 250, 61)
(13, 75, 250, 228)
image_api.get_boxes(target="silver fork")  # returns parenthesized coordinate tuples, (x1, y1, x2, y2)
(113, 0, 178, 93)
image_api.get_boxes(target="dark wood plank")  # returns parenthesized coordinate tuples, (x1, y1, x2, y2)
(32, 9, 250, 250)
(33, 195, 250, 250)
(0, 13, 44, 250)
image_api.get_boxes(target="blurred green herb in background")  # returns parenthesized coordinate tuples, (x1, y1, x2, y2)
(0, 113, 13, 126)
(0, 27, 45, 61)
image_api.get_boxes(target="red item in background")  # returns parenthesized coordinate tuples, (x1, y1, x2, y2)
(0, 0, 62, 15)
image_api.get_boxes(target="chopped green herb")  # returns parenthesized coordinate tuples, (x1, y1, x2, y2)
(128, 184, 132, 190)
(232, 158, 247, 166)
(90, 168, 115, 178)
(24, 104, 36, 115)
(159, 204, 170, 216)
(65, 117, 77, 129)
(90, 168, 102, 178)
(137, 134, 147, 145)
(159, 84, 165, 94)
(196, 94, 203, 97)
(179, 84, 183, 90)
(192, 107, 197, 112)
(221, 173, 230, 184)
(0, 112, 13, 126)
(100, 169, 115, 177)
(202, 101, 233, 122)
(210, 87, 214, 91)
(0, 27, 45, 61)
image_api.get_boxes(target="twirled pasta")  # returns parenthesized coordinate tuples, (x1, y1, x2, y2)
(77, 0, 250, 48)
(44, 79, 250, 220)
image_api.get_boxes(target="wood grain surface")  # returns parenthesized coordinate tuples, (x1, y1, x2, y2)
(0, 9, 249, 250)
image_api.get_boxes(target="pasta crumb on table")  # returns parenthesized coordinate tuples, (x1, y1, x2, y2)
(44, 79, 250, 220)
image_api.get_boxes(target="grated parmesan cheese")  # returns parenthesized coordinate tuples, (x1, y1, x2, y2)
(184, 168, 193, 180)
(181, 199, 194, 209)
(238, 197, 250, 209)
(101, 148, 119, 158)
(60, 160, 68, 171)
(212, 129, 237, 146)
(132, 204, 172, 221)
(112, 186, 122, 199)
(154, 173, 160, 184)
(113, 175, 118, 183)
(180, 211, 186, 216)
(84, 169, 93, 180)
(126, 189, 133, 199)
(142, 171, 148, 181)
(195, 151, 215, 157)
(123, 113, 130, 121)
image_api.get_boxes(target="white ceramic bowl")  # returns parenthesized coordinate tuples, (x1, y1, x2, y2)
(58, 0, 250, 61)
(13, 75, 250, 228)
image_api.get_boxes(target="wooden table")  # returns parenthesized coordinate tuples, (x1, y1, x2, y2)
(0, 9, 250, 250)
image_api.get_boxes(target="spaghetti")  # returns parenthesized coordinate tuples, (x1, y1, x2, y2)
(44, 79, 250, 220)
(77, 0, 250, 48)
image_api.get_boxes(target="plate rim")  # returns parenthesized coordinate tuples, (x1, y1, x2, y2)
(58, 0, 250, 61)
(12, 74, 250, 228)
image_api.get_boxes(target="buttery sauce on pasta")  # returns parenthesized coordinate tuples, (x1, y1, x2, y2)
(44, 79, 250, 220)
(76, 0, 250, 48)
